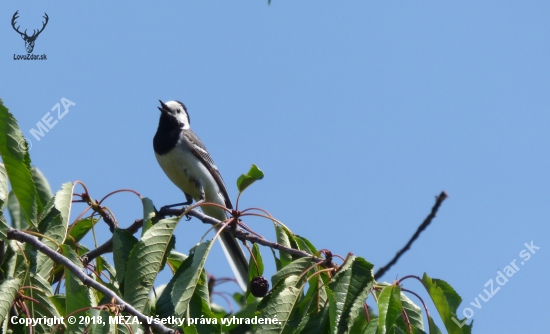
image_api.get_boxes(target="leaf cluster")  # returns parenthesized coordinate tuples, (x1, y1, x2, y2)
(0, 99, 473, 334)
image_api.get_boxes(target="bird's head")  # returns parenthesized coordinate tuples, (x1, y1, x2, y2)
(158, 100, 190, 130)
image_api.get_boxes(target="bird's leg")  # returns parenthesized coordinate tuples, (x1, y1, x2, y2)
(159, 193, 194, 219)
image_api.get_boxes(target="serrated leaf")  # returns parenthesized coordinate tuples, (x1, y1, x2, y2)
(35, 182, 73, 277)
(156, 241, 214, 318)
(53, 182, 72, 229)
(113, 228, 139, 285)
(271, 257, 314, 287)
(399, 292, 424, 331)
(378, 285, 402, 334)
(257, 275, 307, 333)
(275, 226, 293, 268)
(422, 273, 472, 334)
(0, 100, 37, 226)
(362, 318, 379, 334)
(188, 270, 221, 333)
(124, 216, 180, 313)
(60, 245, 96, 333)
(329, 256, 375, 334)
(0, 278, 22, 325)
(300, 268, 329, 315)
(294, 235, 317, 254)
(236, 164, 264, 193)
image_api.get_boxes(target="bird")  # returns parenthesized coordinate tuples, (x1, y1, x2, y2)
(153, 100, 249, 291)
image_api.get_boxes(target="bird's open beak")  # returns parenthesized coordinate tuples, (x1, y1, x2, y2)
(158, 100, 169, 114)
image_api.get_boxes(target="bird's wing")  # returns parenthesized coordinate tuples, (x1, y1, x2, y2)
(183, 131, 233, 209)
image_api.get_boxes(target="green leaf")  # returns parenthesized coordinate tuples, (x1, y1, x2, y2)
(124, 216, 180, 313)
(1, 240, 27, 279)
(90, 310, 112, 334)
(378, 285, 402, 334)
(0, 215, 7, 242)
(275, 226, 294, 268)
(362, 318, 379, 334)
(49, 294, 67, 317)
(35, 182, 73, 277)
(245, 243, 264, 302)
(141, 197, 156, 235)
(24, 275, 62, 333)
(236, 164, 264, 193)
(7, 190, 28, 229)
(188, 270, 222, 333)
(31, 166, 53, 214)
(156, 241, 214, 318)
(0, 164, 6, 241)
(298, 297, 332, 334)
(300, 268, 329, 315)
(422, 273, 472, 334)
(183, 324, 199, 334)
(0, 277, 22, 326)
(60, 245, 96, 333)
(399, 292, 424, 331)
(167, 250, 188, 273)
(257, 275, 307, 334)
(113, 228, 139, 286)
(0, 100, 37, 226)
(67, 216, 100, 245)
(328, 256, 375, 334)
(427, 316, 443, 334)
(271, 257, 314, 287)
(294, 235, 317, 254)
(0, 163, 8, 212)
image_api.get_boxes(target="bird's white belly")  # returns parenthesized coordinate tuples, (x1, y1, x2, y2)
(155, 147, 225, 206)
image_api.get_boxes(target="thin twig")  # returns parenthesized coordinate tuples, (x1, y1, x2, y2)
(374, 191, 448, 280)
(7, 228, 175, 334)
(82, 219, 143, 264)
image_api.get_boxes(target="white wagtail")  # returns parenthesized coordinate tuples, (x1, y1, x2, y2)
(153, 100, 248, 290)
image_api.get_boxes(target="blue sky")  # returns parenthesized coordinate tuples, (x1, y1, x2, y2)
(1, 1, 549, 332)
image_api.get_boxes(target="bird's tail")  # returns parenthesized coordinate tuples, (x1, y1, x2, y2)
(202, 202, 249, 291)
(217, 230, 249, 291)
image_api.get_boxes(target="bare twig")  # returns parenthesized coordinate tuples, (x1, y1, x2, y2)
(374, 191, 448, 280)
(82, 219, 143, 264)
(7, 228, 175, 334)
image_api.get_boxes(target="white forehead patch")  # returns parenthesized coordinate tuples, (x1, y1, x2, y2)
(165, 100, 190, 129)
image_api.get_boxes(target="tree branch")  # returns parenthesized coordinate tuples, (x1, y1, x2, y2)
(7, 228, 176, 334)
(81, 208, 326, 267)
(374, 191, 448, 280)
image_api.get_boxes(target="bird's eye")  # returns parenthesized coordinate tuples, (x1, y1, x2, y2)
(176, 109, 181, 113)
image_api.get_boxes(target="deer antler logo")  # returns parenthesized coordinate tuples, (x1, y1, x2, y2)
(11, 11, 49, 54)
